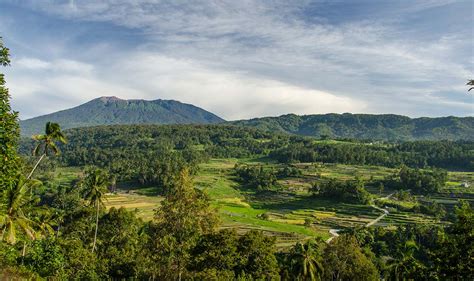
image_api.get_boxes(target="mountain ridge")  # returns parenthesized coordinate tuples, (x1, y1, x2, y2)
(230, 113, 474, 141)
(20, 96, 225, 136)
(20, 97, 474, 141)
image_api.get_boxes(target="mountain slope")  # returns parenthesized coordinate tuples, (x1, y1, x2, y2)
(231, 113, 474, 141)
(20, 96, 224, 136)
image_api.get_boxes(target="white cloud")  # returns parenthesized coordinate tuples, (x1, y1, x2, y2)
(9, 53, 365, 120)
(3, 0, 473, 118)
(16, 58, 51, 69)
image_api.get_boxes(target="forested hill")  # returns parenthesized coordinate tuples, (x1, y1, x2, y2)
(231, 113, 474, 141)
(20, 97, 473, 140)
(19, 96, 225, 136)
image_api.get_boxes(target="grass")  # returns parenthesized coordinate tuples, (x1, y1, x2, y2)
(49, 158, 474, 248)
(104, 193, 162, 220)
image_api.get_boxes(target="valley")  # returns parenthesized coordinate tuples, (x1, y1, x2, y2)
(51, 155, 474, 248)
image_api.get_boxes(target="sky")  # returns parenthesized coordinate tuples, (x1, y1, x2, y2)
(0, 0, 472, 120)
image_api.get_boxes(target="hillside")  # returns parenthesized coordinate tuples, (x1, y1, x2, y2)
(19, 96, 225, 136)
(231, 113, 474, 141)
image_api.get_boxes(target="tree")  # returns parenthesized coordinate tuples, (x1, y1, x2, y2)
(236, 230, 280, 280)
(28, 122, 67, 179)
(190, 229, 240, 277)
(288, 240, 324, 281)
(434, 201, 474, 279)
(387, 240, 423, 280)
(0, 177, 39, 245)
(323, 235, 378, 281)
(150, 168, 218, 280)
(81, 168, 109, 253)
(0, 37, 21, 192)
(96, 207, 144, 279)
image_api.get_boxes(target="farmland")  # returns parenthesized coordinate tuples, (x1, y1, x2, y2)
(89, 157, 474, 247)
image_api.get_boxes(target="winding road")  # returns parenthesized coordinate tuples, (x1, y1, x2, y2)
(326, 193, 394, 243)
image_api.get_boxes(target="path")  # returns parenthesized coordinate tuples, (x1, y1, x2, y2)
(325, 193, 394, 243)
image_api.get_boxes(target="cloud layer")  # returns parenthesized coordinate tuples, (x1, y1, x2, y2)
(1, 0, 472, 119)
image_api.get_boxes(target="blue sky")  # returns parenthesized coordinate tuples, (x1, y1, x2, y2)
(0, 0, 472, 120)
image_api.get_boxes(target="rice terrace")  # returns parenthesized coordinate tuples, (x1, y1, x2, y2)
(1, 1, 473, 280)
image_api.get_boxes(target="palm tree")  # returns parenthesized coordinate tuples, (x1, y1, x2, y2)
(387, 240, 423, 281)
(467, 80, 474, 91)
(0, 177, 40, 245)
(28, 122, 67, 179)
(290, 240, 324, 281)
(81, 169, 109, 253)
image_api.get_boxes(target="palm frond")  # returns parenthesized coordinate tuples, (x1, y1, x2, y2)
(48, 142, 60, 156)
(32, 143, 43, 156)
(467, 79, 474, 91)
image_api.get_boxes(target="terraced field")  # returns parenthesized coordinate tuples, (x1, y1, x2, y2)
(104, 193, 162, 220)
(53, 158, 473, 248)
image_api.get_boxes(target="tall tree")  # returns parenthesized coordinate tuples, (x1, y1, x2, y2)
(0, 37, 20, 191)
(151, 168, 218, 280)
(289, 240, 324, 281)
(81, 168, 109, 253)
(323, 235, 379, 281)
(28, 122, 67, 179)
(0, 177, 40, 245)
(236, 230, 280, 280)
(387, 240, 423, 280)
(435, 201, 474, 279)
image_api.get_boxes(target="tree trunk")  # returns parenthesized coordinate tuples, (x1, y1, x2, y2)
(27, 153, 46, 179)
(92, 201, 99, 253)
(21, 241, 27, 264)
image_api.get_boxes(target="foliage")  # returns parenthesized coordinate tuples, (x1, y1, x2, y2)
(95, 207, 144, 279)
(322, 235, 379, 281)
(0, 177, 41, 244)
(32, 122, 67, 156)
(28, 121, 67, 179)
(286, 239, 325, 281)
(236, 230, 280, 280)
(270, 140, 474, 170)
(190, 229, 240, 275)
(311, 178, 372, 204)
(0, 37, 20, 192)
(80, 168, 110, 253)
(232, 113, 474, 141)
(398, 165, 447, 194)
(234, 164, 278, 191)
(23, 238, 65, 277)
(148, 169, 219, 279)
(434, 201, 474, 279)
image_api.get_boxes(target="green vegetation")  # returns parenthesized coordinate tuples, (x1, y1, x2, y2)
(232, 113, 474, 141)
(1, 38, 474, 279)
(19, 95, 474, 141)
(20, 96, 225, 136)
(312, 178, 372, 204)
(0, 37, 20, 192)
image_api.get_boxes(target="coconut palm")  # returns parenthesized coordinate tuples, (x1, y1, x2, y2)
(290, 240, 324, 281)
(28, 122, 67, 179)
(0, 177, 40, 245)
(81, 168, 109, 253)
(467, 80, 474, 91)
(387, 240, 423, 281)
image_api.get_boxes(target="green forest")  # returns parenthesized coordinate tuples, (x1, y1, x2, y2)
(1, 39, 474, 280)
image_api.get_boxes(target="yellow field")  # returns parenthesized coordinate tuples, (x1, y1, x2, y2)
(104, 193, 162, 220)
